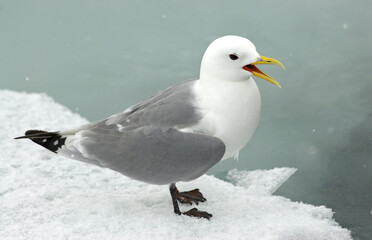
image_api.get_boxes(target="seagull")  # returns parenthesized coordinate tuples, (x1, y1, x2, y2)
(15, 35, 284, 219)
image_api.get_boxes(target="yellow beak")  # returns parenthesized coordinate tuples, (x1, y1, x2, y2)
(242, 56, 285, 88)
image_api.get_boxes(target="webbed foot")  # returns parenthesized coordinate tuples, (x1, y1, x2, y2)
(182, 207, 212, 220)
(169, 183, 212, 220)
(177, 188, 206, 205)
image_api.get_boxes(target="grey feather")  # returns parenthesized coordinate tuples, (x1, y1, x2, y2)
(104, 79, 201, 127)
(74, 126, 225, 184)
(59, 80, 226, 185)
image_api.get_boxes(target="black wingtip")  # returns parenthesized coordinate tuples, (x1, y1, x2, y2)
(15, 130, 54, 140)
(15, 129, 66, 153)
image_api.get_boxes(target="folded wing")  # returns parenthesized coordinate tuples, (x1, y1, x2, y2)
(58, 80, 225, 184)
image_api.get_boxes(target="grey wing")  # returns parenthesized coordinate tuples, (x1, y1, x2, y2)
(64, 125, 225, 185)
(59, 79, 226, 184)
(104, 79, 202, 128)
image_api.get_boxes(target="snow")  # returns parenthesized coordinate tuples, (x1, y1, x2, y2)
(0, 90, 352, 240)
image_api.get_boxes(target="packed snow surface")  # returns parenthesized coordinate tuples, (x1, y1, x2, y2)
(0, 90, 352, 240)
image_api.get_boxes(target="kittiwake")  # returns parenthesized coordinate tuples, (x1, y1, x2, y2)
(16, 35, 285, 219)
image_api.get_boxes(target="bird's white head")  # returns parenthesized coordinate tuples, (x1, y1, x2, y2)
(200, 35, 284, 87)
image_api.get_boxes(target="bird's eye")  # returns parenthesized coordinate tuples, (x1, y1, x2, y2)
(229, 54, 239, 60)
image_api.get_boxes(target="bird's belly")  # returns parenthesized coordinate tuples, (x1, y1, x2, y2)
(192, 78, 261, 160)
(217, 108, 260, 160)
(214, 95, 261, 159)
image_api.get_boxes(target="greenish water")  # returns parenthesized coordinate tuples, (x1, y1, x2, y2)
(1, 1, 371, 239)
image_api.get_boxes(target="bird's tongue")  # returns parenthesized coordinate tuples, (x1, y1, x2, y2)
(243, 65, 270, 78)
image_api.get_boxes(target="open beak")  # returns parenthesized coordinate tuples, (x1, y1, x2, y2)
(243, 56, 285, 88)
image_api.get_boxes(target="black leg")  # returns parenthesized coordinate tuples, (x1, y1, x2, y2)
(169, 183, 181, 215)
(169, 183, 213, 220)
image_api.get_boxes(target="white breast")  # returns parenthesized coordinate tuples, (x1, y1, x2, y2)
(189, 78, 261, 160)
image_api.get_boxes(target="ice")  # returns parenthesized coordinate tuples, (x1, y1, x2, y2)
(227, 168, 297, 195)
(0, 90, 352, 240)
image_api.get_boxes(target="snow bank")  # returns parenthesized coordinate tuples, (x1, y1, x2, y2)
(0, 90, 352, 240)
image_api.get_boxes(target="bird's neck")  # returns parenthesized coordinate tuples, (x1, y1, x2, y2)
(198, 76, 256, 100)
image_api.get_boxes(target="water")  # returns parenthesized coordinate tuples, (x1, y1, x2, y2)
(1, 0, 371, 238)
